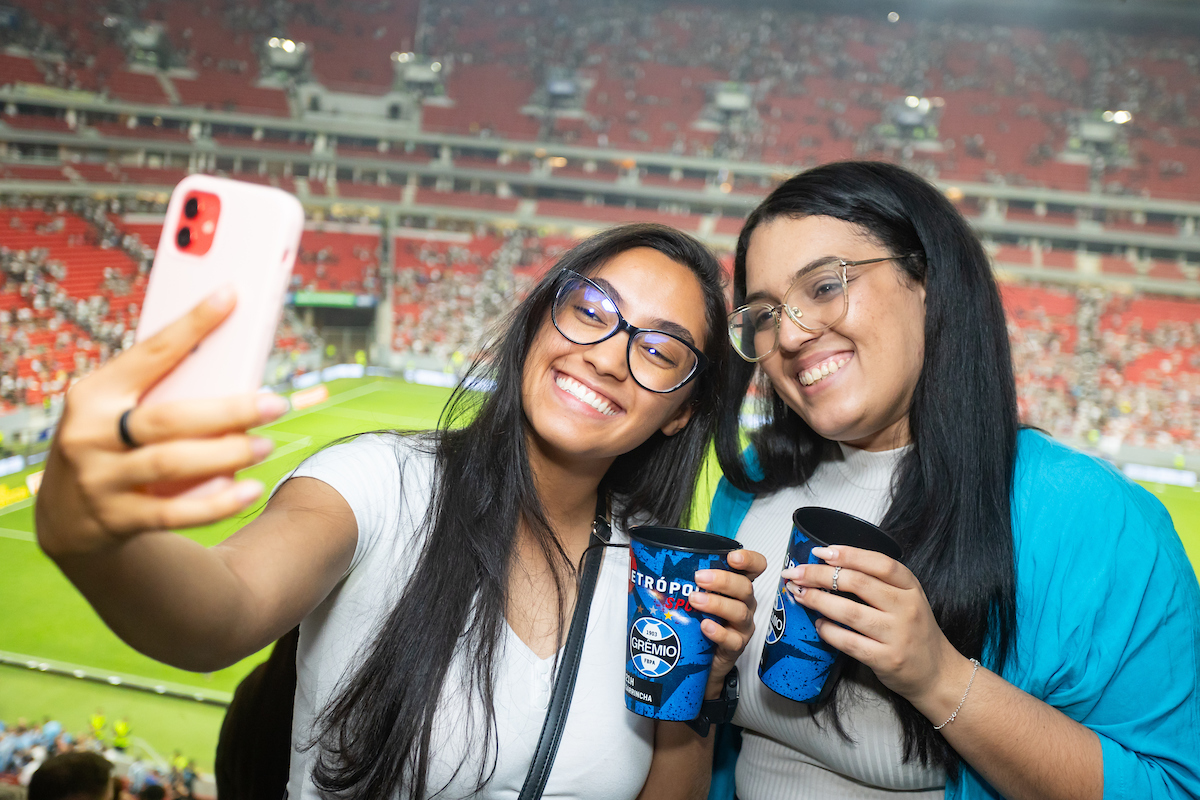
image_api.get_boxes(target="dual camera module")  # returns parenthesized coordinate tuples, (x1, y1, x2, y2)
(174, 191, 220, 256)
(176, 196, 200, 248)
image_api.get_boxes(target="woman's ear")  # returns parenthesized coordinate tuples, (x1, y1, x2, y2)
(659, 401, 695, 437)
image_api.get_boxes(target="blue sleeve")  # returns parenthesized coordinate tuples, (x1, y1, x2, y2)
(950, 433, 1200, 799)
(706, 476, 755, 540)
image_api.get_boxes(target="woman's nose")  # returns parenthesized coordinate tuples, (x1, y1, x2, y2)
(777, 311, 819, 353)
(583, 332, 631, 379)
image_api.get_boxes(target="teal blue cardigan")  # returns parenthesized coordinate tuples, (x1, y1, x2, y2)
(706, 429, 1200, 799)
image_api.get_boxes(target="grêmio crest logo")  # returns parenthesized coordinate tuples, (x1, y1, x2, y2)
(629, 616, 681, 678)
(765, 590, 786, 645)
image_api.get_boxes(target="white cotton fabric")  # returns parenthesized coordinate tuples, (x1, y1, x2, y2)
(732, 443, 946, 800)
(280, 434, 654, 800)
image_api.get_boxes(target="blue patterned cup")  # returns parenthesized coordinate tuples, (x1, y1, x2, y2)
(625, 526, 743, 721)
(758, 507, 903, 704)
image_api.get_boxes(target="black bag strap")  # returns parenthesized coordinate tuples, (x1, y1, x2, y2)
(518, 490, 613, 800)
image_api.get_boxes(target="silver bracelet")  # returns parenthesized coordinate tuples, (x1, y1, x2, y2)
(933, 658, 981, 731)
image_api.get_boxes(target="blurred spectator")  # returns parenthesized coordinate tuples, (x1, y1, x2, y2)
(27, 752, 115, 800)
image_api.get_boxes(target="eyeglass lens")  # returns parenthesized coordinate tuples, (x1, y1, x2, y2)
(553, 278, 698, 392)
(728, 262, 848, 360)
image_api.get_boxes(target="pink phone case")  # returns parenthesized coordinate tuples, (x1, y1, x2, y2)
(136, 175, 304, 407)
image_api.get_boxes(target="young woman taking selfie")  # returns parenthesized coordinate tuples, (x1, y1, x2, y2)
(35, 223, 767, 800)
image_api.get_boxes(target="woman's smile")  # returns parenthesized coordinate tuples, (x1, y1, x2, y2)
(795, 351, 854, 388)
(553, 369, 623, 417)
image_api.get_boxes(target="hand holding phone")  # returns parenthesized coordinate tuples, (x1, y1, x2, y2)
(36, 176, 304, 553)
(38, 290, 290, 556)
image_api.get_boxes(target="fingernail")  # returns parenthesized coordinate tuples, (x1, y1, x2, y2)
(812, 547, 837, 561)
(690, 591, 708, 606)
(235, 480, 264, 503)
(795, 586, 807, 598)
(251, 437, 274, 459)
(695, 569, 714, 582)
(256, 394, 290, 420)
(781, 565, 805, 580)
(206, 285, 236, 310)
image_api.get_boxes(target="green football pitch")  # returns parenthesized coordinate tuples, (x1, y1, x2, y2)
(1, 375, 1198, 770)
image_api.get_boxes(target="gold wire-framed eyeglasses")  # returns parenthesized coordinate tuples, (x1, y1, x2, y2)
(727, 254, 920, 363)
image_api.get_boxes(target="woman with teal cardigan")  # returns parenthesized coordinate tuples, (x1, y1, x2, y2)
(706, 161, 1200, 800)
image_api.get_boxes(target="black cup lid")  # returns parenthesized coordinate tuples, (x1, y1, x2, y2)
(629, 525, 743, 554)
(792, 507, 904, 560)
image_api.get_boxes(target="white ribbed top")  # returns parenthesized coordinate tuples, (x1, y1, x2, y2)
(731, 444, 946, 800)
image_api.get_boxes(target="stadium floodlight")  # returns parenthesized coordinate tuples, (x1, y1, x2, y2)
(268, 37, 281, 48)
(905, 96, 920, 108)
(1102, 111, 1115, 122)
(282, 39, 297, 53)
(1113, 110, 1133, 124)
(887, 11, 899, 22)
(431, 61, 442, 72)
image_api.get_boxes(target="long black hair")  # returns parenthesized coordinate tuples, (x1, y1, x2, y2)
(715, 161, 1019, 776)
(310, 223, 728, 799)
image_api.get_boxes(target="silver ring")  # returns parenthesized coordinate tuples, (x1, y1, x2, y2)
(831, 566, 841, 592)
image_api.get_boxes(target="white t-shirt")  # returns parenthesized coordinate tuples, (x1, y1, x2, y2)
(281, 434, 654, 800)
(731, 444, 945, 800)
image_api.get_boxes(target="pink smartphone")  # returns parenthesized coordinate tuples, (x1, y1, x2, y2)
(135, 174, 304, 407)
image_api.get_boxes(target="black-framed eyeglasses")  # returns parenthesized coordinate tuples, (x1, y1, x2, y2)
(552, 270, 708, 394)
(728, 254, 920, 362)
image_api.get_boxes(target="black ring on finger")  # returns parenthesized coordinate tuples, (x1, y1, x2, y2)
(118, 408, 141, 449)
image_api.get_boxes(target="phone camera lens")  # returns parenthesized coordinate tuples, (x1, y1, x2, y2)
(177, 227, 192, 248)
(184, 197, 199, 219)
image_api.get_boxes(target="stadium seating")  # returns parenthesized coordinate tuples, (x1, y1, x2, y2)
(293, 228, 382, 293)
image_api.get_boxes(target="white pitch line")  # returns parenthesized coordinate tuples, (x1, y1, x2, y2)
(0, 496, 35, 517)
(260, 435, 313, 464)
(0, 527, 35, 543)
(260, 381, 388, 428)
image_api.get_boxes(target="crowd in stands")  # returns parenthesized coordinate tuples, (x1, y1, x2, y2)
(993, 279, 1200, 451)
(0, 197, 143, 411)
(4, 0, 1199, 199)
(0, 715, 197, 797)
(416, 0, 1200, 198)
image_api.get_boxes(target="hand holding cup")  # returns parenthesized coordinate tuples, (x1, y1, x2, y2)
(691, 547, 766, 700)
(784, 543, 962, 707)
